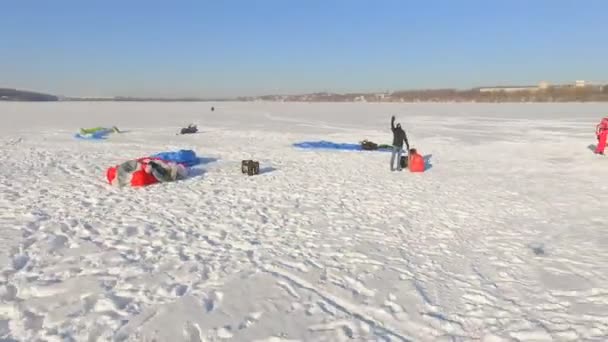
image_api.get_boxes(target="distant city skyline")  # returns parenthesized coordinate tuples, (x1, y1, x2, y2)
(2, 0, 607, 98)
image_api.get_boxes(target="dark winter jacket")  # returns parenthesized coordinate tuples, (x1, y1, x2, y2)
(391, 118, 410, 149)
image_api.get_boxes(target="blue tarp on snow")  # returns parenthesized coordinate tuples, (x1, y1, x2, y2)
(151, 149, 201, 167)
(293, 141, 393, 152)
(74, 129, 114, 140)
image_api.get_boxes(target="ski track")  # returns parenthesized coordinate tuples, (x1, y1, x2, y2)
(0, 102, 607, 341)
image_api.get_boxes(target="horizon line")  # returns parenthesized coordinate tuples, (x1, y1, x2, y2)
(4, 79, 606, 100)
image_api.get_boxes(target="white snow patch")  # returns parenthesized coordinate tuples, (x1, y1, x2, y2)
(0, 102, 606, 340)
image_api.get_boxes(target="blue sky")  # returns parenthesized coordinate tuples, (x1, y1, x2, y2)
(1, 0, 607, 98)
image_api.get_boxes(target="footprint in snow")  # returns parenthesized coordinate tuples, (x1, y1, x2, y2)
(238, 311, 263, 330)
(125, 226, 139, 237)
(12, 254, 29, 271)
(107, 293, 133, 310)
(203, 290, 224, 312)
(0, 284, 18, 301)
(216, 326, 233, 339)
(25, 221, 40, 232)
(47, 234, 69, 253)
(174, 284, 189, 297)
(22, 310, 44, 331)
(528, 243, 546, 256)
(183, 321, 203, 342)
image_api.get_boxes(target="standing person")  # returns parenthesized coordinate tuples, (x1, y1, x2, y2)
(595, 117, 608, 155)
(390, 115, 410, 171)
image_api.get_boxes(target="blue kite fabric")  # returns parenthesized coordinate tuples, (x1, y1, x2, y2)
(151, 150, 201, 167)
(74, 129, 114, 140)
(293, 141, 393, 152)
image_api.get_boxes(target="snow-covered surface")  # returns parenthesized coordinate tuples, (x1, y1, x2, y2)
(0, 102, 607, 341)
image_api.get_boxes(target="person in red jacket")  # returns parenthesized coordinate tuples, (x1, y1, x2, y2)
(595, 117, 608, 155)
(408, 148, 425, 172)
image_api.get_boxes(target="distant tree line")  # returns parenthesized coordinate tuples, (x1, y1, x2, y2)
(387, 87, 608, 102)
(65, 97, 228, 102)
(0, 88, 58, 101)
(3, 85, 608, 103)
(65, 96, 234, 102)
(241, 85, 608, 103)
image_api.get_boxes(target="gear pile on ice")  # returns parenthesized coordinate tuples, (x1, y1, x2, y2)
(241, 160, 260, 176)
(360, 140, 379, 150)
(359, 139, 394, 151)
(179, 124, 198, 135)
(107, 157, 188, 187)
(105, 149, 202, 188)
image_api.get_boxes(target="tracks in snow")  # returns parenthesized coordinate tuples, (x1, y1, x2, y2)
(0, 127, 607, 340)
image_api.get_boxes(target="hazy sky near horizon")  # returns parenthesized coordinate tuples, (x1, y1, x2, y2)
(2, 0, 607, 98)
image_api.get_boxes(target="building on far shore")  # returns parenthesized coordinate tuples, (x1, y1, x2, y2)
(478, 80, 595, 93)
(538, 81, 550, 90)
(478, 85, 539, 93)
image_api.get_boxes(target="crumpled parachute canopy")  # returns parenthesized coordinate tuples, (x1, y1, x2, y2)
(151, 150, 200, 167)
(75, 126, 120, 140)
(107, 157, 188, 187)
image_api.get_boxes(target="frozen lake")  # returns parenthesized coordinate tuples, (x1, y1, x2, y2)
(0, 102, 607, 341)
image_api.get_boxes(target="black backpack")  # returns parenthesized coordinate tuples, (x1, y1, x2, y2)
(361, 140, 378, 150)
